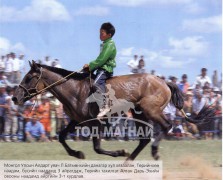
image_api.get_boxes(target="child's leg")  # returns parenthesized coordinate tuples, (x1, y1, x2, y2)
(94, 70, 108, 93)
(94, 70, 112, 118)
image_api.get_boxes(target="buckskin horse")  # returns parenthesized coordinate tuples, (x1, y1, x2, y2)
(12, 61, 211, 160)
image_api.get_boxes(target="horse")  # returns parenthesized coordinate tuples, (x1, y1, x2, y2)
(12, 60, 207, 160)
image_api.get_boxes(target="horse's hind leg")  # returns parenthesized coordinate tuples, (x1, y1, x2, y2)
(140, 97, 172, 133)
(147, 113, 170, 160)
(125, 118, 151, 161)
(151, 122, 163, 160)
(59, 120, 85, 159)
(140, 105, 172, 160)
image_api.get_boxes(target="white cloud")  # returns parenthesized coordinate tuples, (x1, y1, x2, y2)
(106, 0, 148, 7)
(182, 15, 222, 33)
(0, 0, 71, 22)
(11, 43, 26, 52)
(118, 47, 160, 63)
(117, 47, 195, 69)
(106, 0, 192, 7)
(168, 36, 209, 57)
(183, 2, 205, 14)
(106, 0, 205, 15)
(158, 56, 194, 68)
(74, 6, 110, 16)
(0, 37, 26, 55)
(117, 36, 208, 69)
(118, 47, 134, 56)
(119, 47, 159, 59)
(0, 37, 11, 53)
(143, 50, 195, 68)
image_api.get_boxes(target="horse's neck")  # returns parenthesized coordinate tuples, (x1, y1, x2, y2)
(42, 71, 90, 105)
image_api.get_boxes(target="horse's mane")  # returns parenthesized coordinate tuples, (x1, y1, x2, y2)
(37, 64, 89, 80)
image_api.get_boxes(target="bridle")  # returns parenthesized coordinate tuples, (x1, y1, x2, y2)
(19, 67, 44, 100)
(19, 67, 83, 101)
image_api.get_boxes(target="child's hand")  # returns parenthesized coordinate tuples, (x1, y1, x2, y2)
(83, 64, 90, 72)
(83, 64, 89, 69)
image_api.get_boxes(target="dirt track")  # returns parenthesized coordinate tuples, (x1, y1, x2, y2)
(164, 155, 221, 180)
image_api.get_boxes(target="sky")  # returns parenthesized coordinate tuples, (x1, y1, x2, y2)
(0, 0, 221, 84)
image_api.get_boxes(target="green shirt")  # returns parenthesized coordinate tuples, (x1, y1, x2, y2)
(89, 38, 116, 73)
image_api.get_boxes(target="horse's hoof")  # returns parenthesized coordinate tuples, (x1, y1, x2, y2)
(77, 151, 85, 159)
(68, 150, 78, 157)
(125, 157, 133, 161)
(151, 146, 160, 160)
(153, 153, 160, 160)
(123, 149, 130, 157)
(117, 149, 130, 157)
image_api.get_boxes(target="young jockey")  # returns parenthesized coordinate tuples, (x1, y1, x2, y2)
(83, 22, 116, 118)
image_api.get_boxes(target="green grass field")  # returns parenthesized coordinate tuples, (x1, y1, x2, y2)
(0, 140, 222, 179)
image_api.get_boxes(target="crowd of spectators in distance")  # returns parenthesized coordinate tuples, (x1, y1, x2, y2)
(127, 55, 222, 140)
(0, 53, 221, 143)
(0, 53, 65, 142)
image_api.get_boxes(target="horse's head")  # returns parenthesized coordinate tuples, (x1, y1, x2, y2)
(12, 60, 45, 105)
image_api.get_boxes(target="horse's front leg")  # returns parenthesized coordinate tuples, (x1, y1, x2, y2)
(126, 121, 151, 161)
(92, 127, 130, 157)
(59, 120, 85, 159)
(93, 137, 129, 157)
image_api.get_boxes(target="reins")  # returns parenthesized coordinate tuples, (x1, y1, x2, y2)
(19, 67, 84, 100)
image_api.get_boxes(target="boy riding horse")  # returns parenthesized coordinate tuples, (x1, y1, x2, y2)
(83, 22, 116, 119)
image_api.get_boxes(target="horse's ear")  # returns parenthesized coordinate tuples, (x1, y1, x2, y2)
(29, 61, 32, 68)
(31, 60, 40, 72)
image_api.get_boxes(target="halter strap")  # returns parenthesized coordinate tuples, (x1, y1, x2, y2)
(19, 67, 83, 100)
(19, 67, 43, 100)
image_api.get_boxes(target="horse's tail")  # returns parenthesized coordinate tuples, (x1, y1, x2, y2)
(166, 82, 215, 124)
(166, 82, 184, 110)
